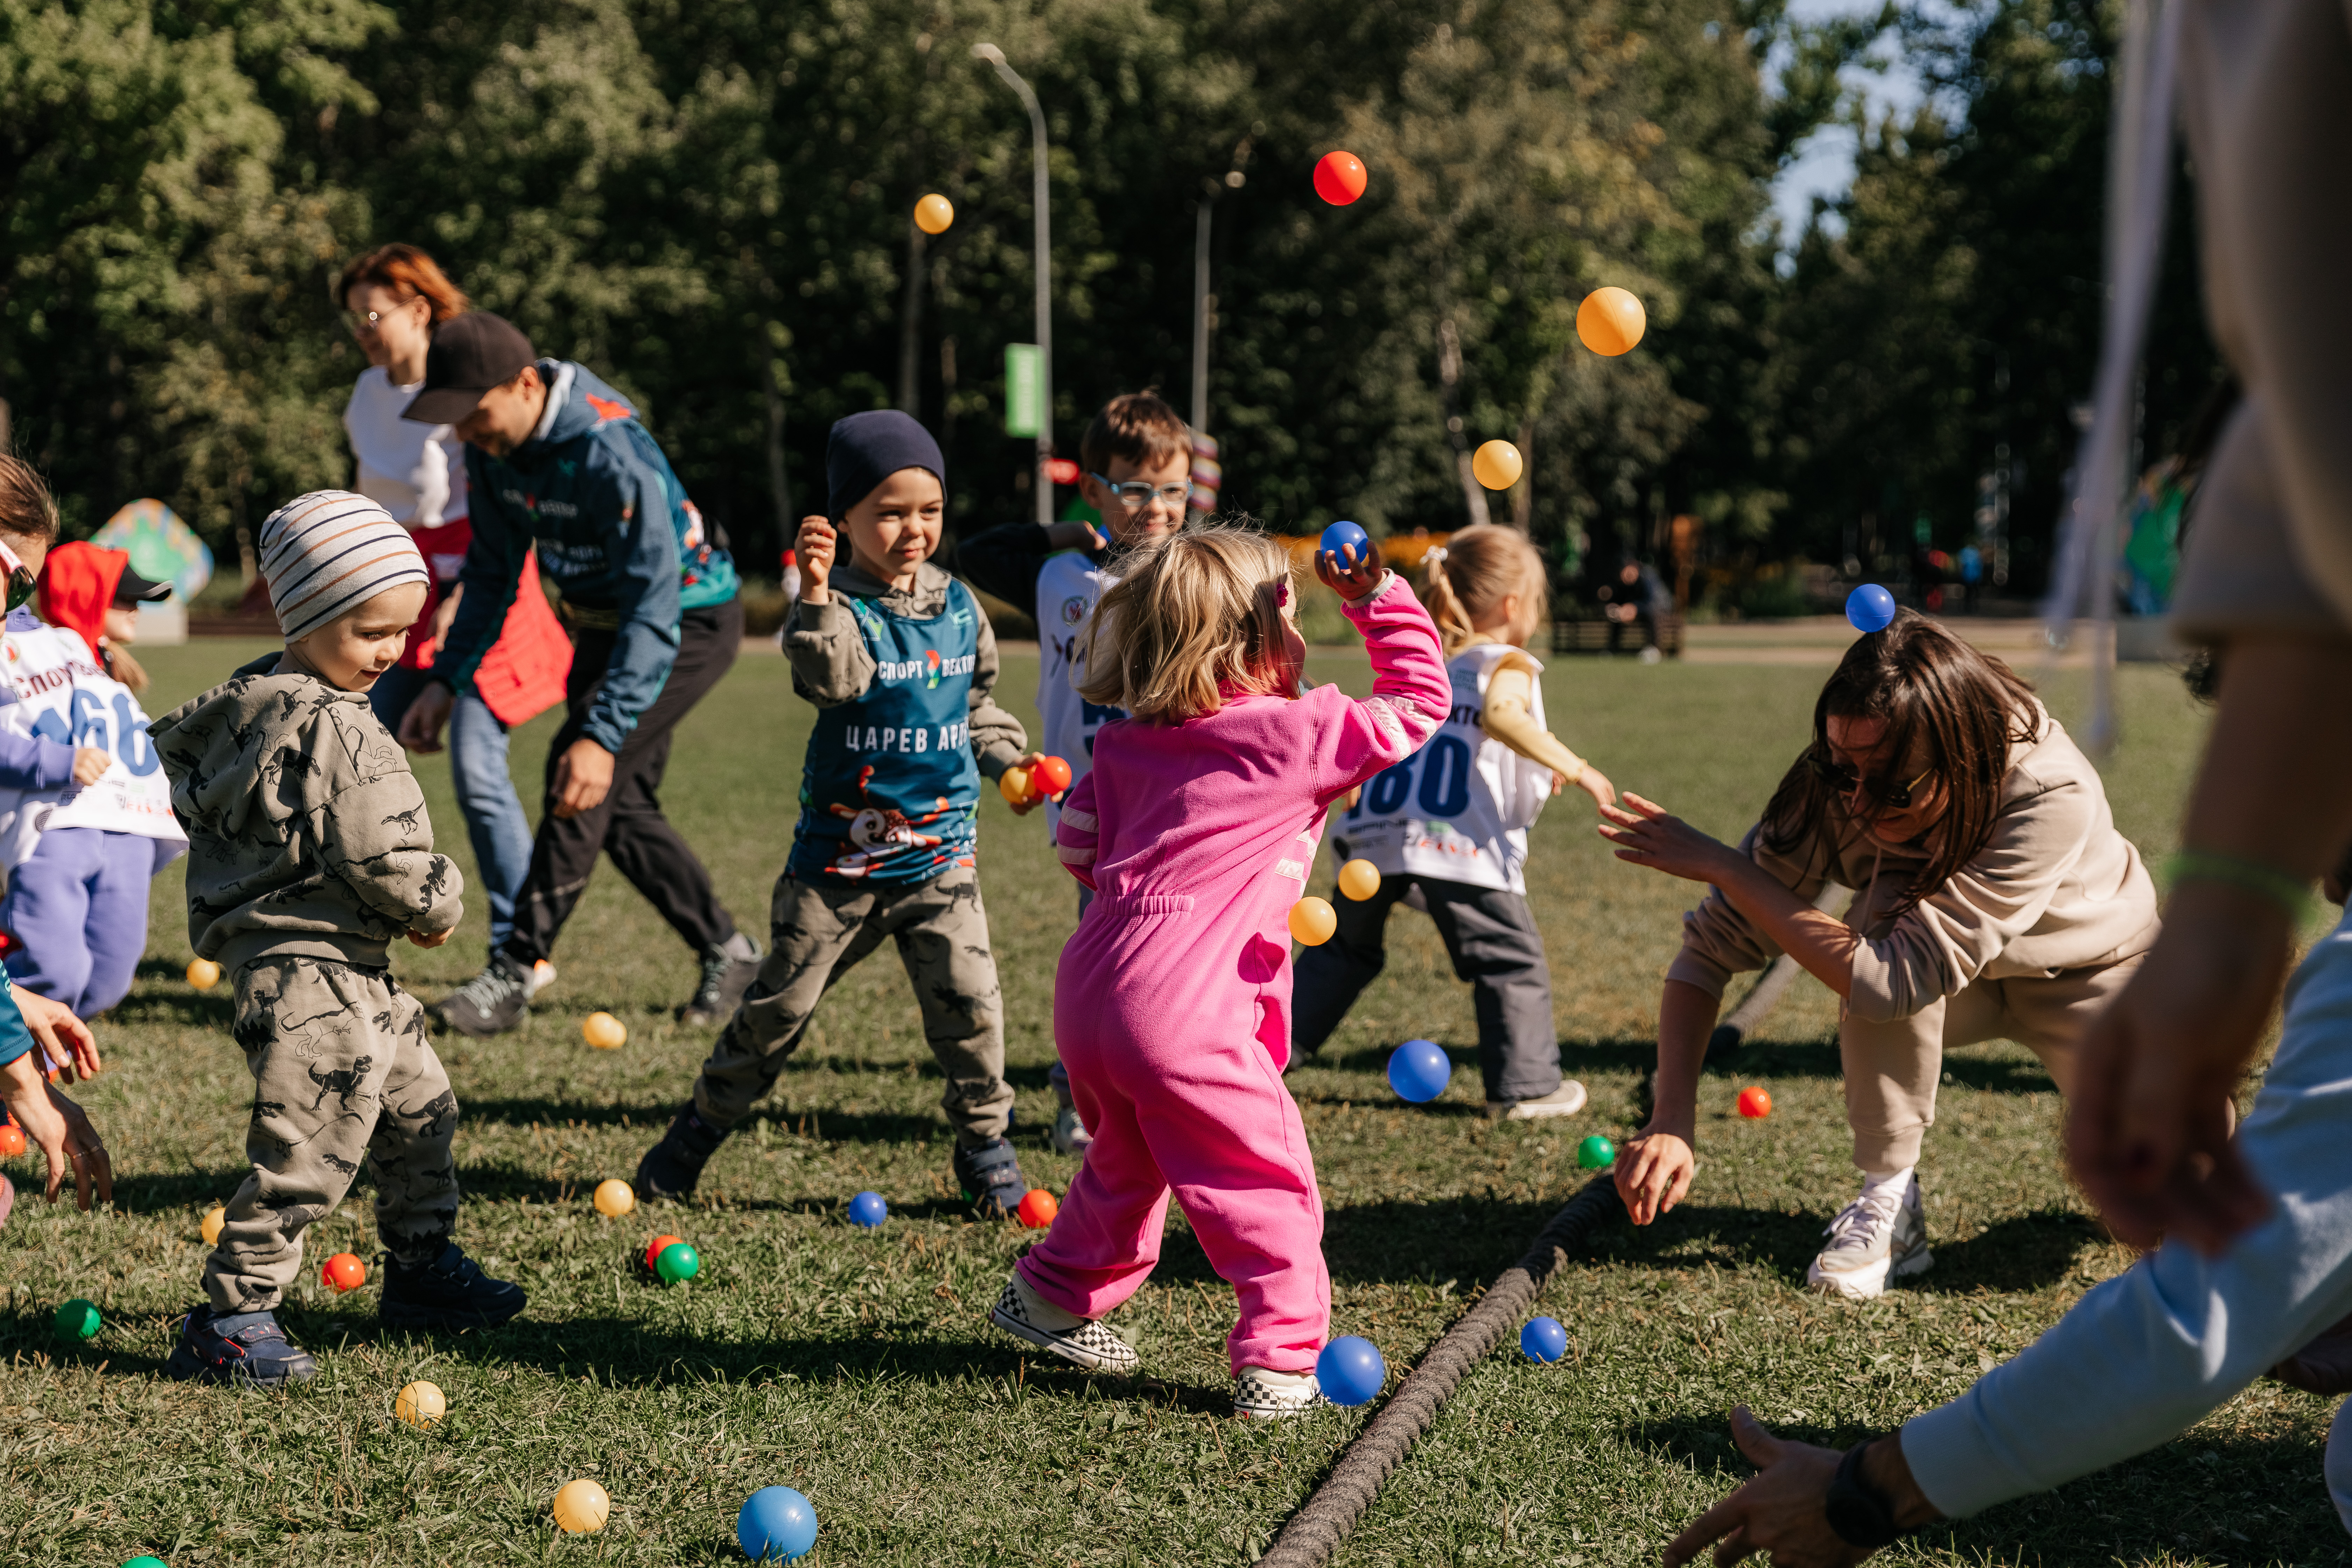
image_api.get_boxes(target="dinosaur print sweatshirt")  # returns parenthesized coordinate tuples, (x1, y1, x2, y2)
(152, 653, 464, 974)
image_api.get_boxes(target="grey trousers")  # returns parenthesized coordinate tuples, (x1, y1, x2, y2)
(692, 863, 1015, 1145)
(1292, 872, 1561, 1102)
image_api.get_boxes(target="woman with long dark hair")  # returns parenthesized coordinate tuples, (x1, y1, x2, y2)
(1602, 611, 2158, 1299)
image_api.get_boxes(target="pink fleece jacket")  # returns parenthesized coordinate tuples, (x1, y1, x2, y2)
(1018, 571, 1449, 1374)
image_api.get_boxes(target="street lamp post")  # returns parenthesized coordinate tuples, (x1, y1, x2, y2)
(973, 43, 1053, 527)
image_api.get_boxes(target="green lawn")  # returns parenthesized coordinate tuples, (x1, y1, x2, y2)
(1, 635, 2339, 1567)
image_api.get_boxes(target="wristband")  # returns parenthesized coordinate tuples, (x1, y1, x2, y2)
(1823, 1438, 1905, 1549)
(2162, 851, 2313, 925)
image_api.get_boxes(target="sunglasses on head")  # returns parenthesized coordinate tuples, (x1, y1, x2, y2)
(0, 540, 34, 615)
(1808, 748, 1935, 811)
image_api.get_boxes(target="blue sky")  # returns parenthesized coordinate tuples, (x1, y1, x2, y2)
(1767, 0, 1931, 248)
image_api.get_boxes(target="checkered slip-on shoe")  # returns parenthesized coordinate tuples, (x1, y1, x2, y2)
(988, 1276, 1139, 1374)
(1233, 1366, 1327, 1419)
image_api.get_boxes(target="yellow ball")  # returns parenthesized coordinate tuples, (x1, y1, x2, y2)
(395, 1380, 446, 1428)
(200, 1205, 226, 1245)
(582, 1011, 627, 1050)
(552, 1478, 610, 1534)
(913, 192, 955, 235)
(1288, 897, 1338, 946)
(998, 766, 1031, 805)
(593, 1179, 636, 1218)
(186, 958, 222, 989)
(1336, 858, 1382, 901)
(1470, 440, 1524, 491)
(1577, 286, 1647, 357)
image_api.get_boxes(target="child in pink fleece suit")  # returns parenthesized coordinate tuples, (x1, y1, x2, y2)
(986, 525, 1449, 1418)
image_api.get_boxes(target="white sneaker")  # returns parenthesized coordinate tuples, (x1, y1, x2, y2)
(526, 960, 558, 1001)
(1806, 1175, 1933, 1300)
(1486, 1080, 1589, 1121)
(988, 1274, 1138, 1374)
(1233, 1366, 1327, 1419)
(1051, 1103, 1094, 1155)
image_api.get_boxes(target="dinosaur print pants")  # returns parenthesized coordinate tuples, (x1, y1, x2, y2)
(692, 863, 1015, 1147)
(203, 957, 460, 1314)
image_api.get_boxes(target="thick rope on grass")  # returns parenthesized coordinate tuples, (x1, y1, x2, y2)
(1255, 1174, 1628, 1568)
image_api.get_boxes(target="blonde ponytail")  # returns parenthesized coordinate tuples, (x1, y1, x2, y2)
(1420, 525, 1548, 654)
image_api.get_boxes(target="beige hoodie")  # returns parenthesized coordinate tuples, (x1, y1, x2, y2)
(1665, 704, 2158, 1023)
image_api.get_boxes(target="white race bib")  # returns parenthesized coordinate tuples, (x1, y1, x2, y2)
(0, 628, 187, 873)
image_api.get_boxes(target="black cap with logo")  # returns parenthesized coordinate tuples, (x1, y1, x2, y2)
(113, 566, 173, 605)
(401, 312, 539, 426)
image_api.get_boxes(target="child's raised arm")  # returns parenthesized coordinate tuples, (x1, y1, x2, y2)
(1481, 655, 1617, 808)
(1308, 569, 1450, 802)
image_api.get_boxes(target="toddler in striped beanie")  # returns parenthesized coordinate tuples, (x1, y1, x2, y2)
(259, 490, 431, 691)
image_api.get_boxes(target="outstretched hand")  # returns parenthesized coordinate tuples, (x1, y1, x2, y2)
(1614, 1126, 1694, 1226)
(1598, 793, 1740, 883)
(1662, 1410, 1926, 1567)
(1313, 539, 1385, 602)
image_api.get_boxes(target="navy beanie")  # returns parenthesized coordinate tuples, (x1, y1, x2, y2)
(826, 410, 946, 522)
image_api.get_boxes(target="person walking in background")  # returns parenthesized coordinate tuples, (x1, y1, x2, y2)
(394, 313, 760, 1035)
(334, 246, 570, 990)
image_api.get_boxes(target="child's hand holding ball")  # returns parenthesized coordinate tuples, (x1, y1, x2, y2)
(70, 748, 110, 787)
(1313, 522, 1386, 602)
(795, 515, 838, 605)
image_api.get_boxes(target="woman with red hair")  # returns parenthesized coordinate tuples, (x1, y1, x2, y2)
(335, 244, 570, 984)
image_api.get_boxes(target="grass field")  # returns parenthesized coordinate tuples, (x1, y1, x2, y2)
(1, 632, 2341, 1567)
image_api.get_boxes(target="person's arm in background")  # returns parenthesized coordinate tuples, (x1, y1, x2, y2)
(0, 980, 110, 1209)
(572, 449, 684, 758)
(0, 726, 105, 790)
(429, 445, 529, 695)
(955, 520, 1099, 610)
(1479, 654, 1615, 808)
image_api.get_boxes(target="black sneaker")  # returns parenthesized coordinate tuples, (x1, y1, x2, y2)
(162, 1304, 318, 1386)
(635, 1104, 732, 1200)
(380, 1242, 527, 1331)
(428, 953, 533, 1037)
(953, 1136, 1028, 1219)
(680, 937, 763, 1026)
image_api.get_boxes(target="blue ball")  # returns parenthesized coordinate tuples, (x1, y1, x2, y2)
(847, 1191, 888, 1229)
(1386, 1038, 1452, 1104)
(1320, 520, 1370, 564)
(737, 1485, 818, 1562)
(1317, 1335, 1388, 1407)
(1845, 583, 1896, 634)
(1520, 1315, 1568, 1364)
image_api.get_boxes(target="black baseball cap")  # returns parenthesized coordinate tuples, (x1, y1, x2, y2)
(113, 566, 173, 605)
(402, 312, 538, 425)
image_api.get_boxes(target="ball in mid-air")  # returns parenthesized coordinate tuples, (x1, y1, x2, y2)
(54, 1298, 100, 1342)
(998, 766, 1031, 805)
(654, 1241, 701, 1284)
(1318, 520, 1370, 566)
(321, 1253, 366, 1293)
(395, 1380, 447, 1428)
(1737, 1085, 1773, 1119)
(581, 1011, 628, 1050)
(1576, 287, 1646, 357)
(594, 1178, 635, 1217)
(1575, 1134, 1616, 1170)
(1520, 1315, 1569, 1364)
(1845, 583, 1896, 634)
(913, 193, 954, 235)
(186, 958, 222, 989)
(643, 1233, 685, 1272)
(1030, 755, 1072, 797)
(1386, 1038, 1452, 1104)
(201, 1205, 226, 1245)
(552, 1478, 610, 1534)
(1312, 150, 1368, 205)
(1470, 440, 1524, 491)
(1336, 858, 1381, 901)
(1288, 897, 1338, 946)
(1316, 1335, 1387, 1406)
(737, 1485, 819, 1562)
(1017, 1188, 1058, 1229)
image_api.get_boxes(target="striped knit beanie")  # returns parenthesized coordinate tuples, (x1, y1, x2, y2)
(258, 491, 430, 643)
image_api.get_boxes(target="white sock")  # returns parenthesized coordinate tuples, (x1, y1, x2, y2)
(1859, 1166, 1916, 1203)
(1239, 1366, 1317, 1388)
(1011, 1272, 1089, 1333)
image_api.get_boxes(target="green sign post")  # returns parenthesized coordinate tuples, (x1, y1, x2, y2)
(1004, 342, 1043, 438)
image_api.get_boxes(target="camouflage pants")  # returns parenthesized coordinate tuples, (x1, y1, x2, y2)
(693, 864, 1014, 1145)
(203, 957, 460, 1314)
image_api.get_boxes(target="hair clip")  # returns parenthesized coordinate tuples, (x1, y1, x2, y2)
(1275, 579, 1292, 609)
(1425, 545, 1448, 566)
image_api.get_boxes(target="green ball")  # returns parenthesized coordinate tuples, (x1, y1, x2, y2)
(122, 1557, 170, 1568)
(1575, 1135, 1617, 1171)
(654, 1241, 701, 1284)
(54, 1298, 100, 1342)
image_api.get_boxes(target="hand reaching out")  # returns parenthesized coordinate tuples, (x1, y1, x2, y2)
(16, 987, 98, 1082)
(1598, 793, 1741, 883)
(1565, 764, 1617, 810)
(0, 1051, 111, 1209)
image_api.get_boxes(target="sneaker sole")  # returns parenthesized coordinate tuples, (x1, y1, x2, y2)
(1807, 1244, 1934, 1301)
(988, 1305, 1139, 1374)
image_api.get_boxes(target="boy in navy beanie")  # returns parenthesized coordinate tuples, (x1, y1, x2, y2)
(636, 411, 1037, 1215)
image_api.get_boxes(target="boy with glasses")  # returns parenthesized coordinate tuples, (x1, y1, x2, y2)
(958, 392, 1192, 1154)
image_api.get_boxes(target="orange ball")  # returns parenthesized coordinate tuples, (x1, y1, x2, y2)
(1017, 1189, 1059, 1229)
(552, 1478, 610, 1534)
(913, 192, 955, 235)
(1031, 755, 1073, 797)
(998, 766, 1031, 805)
(1336, 858, 1382, 902)
(644, 1233, 685, 1272)
(1288, 897, 1338, 946)
(321, 1252, 367, 1293)
(1577, 286, 1647, 357)
(0, 1122, 22, 1158)
(1470, 440, 1524, 490)
(1737, 1085, 1772, 1120)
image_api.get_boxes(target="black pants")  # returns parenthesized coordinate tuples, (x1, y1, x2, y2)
(499, 598, 743, 966)
(1290, 871, 1561, 1102)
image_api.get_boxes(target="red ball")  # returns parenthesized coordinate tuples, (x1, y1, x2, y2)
(0, 1121, 23, 1157)
(1313, 150, 1368, 206)
(1031, 756, 1072, 797)
(1737, 1086, 1772, 1120)
(321, 1252, 367, 1292)
(644, 1233, 685, 1272)
(1017, 1189, 1059, 1230)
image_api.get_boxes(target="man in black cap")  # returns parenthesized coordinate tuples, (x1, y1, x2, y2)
(396, 312, 762, 1036)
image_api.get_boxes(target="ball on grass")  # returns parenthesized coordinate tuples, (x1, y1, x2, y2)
(200, 1205, 226, 1245)
(1336, 858, 1381, 901)
(1386, 1039, 1452, 1104)
(737, 1484, 820, 1562)
(395, 1380, 446, 1428)
(643, 1233, 685, 1272)
(1575, 1134, 1616, 1170)
(848, 1191, 888, 1229)
(581, 1011, 627, 1050)
(1017, 1188, 1059, 1229)
(1316, 1335, 1387, 1407)
(54, 1298, 100, 1342)
(594, 1178, 636, 1217)
(551, 1478, 609, 1534)
(0, 1121, 25, 1158)
(1737, 1085, 1772, 1119)
(1520, 1315, 1568, 1364)
(654, 1241, 701, 1284)
(1846, 584, 1896, 634)
(321, 1253, 366, 1293)
(121, 1557, 170, 1568)
(185, 958, 221, 989)
(1288, 897, 1337, 946)
(1470, 440, 1524, 491)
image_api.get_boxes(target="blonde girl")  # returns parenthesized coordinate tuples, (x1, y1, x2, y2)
(1294, 524, 1616, 1118)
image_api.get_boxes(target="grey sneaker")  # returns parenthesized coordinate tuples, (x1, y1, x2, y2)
(1051, 1103, 1094, 1155)
(1234, 1366, 1327, 1419)
(1806, 1175, 1933, 1300)
(681, 936, 762, 1026)
(1485, 1080, 1589, 1121)
(429, 952, 532, 1037)
(988, 1275, 1139, 1374)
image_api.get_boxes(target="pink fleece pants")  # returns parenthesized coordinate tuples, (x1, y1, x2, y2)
(1016, 896, 1330, 1375)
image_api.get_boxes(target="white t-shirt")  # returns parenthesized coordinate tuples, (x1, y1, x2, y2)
(1333, 643, 1554, 894)
(343, 366, 468, 527)
(0, 625, 187, 874)
(1034, 549, 1127, 834)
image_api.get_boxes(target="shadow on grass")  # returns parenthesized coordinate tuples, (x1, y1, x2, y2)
(1587, 1203, 2096, 1294)
(1687, 1037, 2059, 1095)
